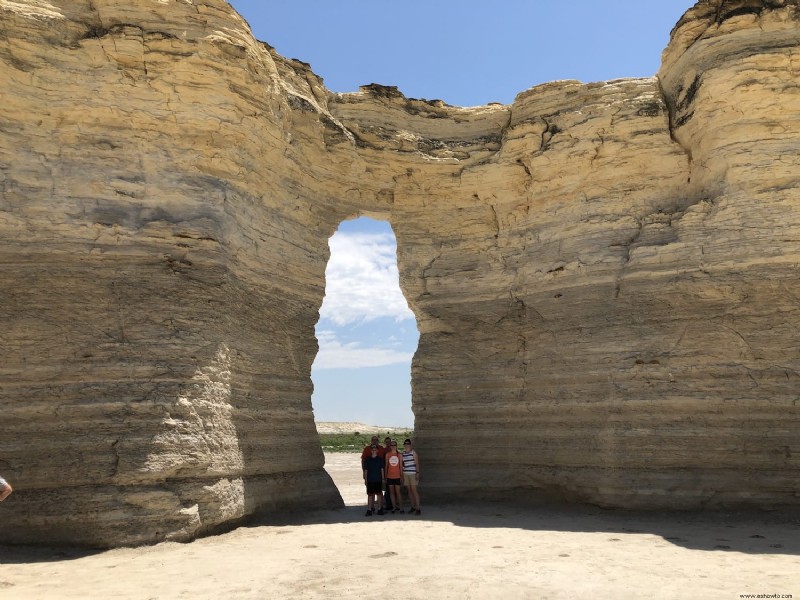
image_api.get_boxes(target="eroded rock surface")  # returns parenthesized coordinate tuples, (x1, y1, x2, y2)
(1, 0, 798, 546)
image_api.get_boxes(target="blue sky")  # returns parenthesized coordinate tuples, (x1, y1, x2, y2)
(227, 0, 696, 427)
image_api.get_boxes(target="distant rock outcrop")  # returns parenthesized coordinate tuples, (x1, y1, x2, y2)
(1, 0, 798, 546)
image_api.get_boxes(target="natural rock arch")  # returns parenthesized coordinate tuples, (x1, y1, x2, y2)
(1, 0, 798, 546)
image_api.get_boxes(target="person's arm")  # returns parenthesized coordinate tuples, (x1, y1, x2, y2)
(414, 451, 420, 481)
(363, 466, 368, 484)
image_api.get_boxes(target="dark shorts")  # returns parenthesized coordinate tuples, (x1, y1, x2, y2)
(366, 481, 382, 494)
(387, 478, 402, 486)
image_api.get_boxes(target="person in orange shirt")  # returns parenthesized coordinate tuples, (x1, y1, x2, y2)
(382, 436, 394, 511)
(360, 435, 385, 463)
(384, 439, 404, 513)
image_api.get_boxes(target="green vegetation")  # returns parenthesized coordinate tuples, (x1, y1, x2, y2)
(319, 430, 414, 453)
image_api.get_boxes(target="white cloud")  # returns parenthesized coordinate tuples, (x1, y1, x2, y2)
(319, 231, 415, 326)
(313, 330, 414, 370)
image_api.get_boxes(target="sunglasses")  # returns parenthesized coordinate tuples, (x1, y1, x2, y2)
(391, 443, 397, 446)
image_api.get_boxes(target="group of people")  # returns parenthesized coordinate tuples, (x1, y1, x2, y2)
(361, 435, 421, 517)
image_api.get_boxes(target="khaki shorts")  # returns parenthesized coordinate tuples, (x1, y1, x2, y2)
(403, 472, 418, 487)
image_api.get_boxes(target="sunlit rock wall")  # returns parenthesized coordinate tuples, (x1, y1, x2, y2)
(0, 0, 346, 546)
(412, 0, 800, 506)
(1, 0, 798, 546)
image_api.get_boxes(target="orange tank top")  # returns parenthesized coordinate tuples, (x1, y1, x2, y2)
(385, 451, 402, 478)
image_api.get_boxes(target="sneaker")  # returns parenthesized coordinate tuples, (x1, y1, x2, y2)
(397, 509, 404, 514)
(365, 509, 373, 517)
(415, 509, 421, 515)
(377, 509, 385, 515)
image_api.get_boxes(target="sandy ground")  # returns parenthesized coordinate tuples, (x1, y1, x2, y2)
(1, 453, 798, 600)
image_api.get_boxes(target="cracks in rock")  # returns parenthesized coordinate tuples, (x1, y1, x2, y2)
(110, 439, 121, 478)
(539, 116, 561, 152)
(107, 279, 131, 346)
(611, 218, 643, 299)
(507, 292, 531, 397)
(303, 71, 327, 108)
(83, 0, 113, 66)
(726, 327, 757, 362)
(583, 110, 615, 166)
(607, 106, 624, 130)
(676, 73, 701, 116)
(788, 49, 799, 78)
(82, 25, 111, 40)
(656, 75, 693, 180)
(590, 133, 606, 166)
(607, 192, 717, 299)
(515, 157, 534, 194)
(420, 245, 443, 297)
(489, 203, 500, 241)
(78, 20, 163, 81)
(457, 105, 513, 173)
(499, 106, 513, 142)
(715, 2, 769, 25)
(515, 158, 532, 179)
(80, 0, 185, 82)
(675, 1, 774, 65)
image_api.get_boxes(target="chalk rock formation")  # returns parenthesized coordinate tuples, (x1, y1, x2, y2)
(1, 0, 798, 546)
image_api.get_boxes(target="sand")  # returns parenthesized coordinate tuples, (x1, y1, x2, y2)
(0, 453, 797, 599)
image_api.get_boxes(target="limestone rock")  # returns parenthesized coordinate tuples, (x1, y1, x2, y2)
(0, 0, 798, 546)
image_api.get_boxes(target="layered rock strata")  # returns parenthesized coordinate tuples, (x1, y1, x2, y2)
(0, 0, 798, 546)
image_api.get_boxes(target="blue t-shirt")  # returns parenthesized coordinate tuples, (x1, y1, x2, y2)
(363, 455, 384, 482)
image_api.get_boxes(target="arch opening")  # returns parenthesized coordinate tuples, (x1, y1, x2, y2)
(311, 216, 418, 487)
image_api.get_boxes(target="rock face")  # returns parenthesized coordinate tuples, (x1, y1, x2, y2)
(1, 0, 798, 546)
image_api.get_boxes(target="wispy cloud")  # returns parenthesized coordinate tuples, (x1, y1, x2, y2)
(319, 231, 415, 326)
(313, 330, 414, 370)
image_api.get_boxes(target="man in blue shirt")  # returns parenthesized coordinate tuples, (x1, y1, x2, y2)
(362, 445, 385, 516)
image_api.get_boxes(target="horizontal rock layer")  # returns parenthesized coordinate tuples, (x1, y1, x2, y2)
(0, 0, 798, 546)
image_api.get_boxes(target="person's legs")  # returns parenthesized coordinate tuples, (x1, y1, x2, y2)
(390, 484, 403, 512)
(403, 473, 418, 509)
(383, 483, 393, 511)
(388, 483, 400, 512)
(376, 486, 385, 515)
(408, 484, 420, 513)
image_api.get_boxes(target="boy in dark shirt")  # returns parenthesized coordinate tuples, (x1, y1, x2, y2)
(362, 445, 385, 516)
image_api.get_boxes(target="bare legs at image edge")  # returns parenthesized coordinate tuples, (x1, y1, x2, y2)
(0, 476, 12, 502)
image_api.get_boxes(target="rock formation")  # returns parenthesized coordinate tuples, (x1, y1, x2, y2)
(0, 0, 798, 546)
